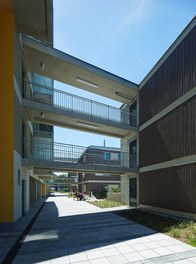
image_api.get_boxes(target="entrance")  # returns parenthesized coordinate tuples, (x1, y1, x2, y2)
(129, 178, 137, 206)
(129, 140, 137, 168)
(22, 180, 26, 216)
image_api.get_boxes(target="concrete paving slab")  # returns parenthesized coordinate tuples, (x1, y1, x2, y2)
(188, 256, 196, 263)
(1, 194, 196, 264)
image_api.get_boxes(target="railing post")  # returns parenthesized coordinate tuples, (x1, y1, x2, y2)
(71, 94, 73, 112)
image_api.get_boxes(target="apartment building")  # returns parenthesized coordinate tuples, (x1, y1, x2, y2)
(1, 1, 195, 223)
(0, 1, 54, 223)
(121, 17, 196, 218)
(77, 146, 121, 196)
(1, 1, 137, 223)
(67, 173, 78, 191)
(138, 18, 196, 219)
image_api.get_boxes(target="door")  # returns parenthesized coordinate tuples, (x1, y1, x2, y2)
(129, 140, 137, 168)
(22, 180, 26, 216)
(129, 178, 137, 206)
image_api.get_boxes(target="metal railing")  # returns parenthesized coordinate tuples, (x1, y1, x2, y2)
(23, 139, 137, 169)
(23, 81, 137, 127)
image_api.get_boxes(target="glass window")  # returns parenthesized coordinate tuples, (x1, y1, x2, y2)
(129, 101, 137, 126)
(129, 140, 137, 168)
(95, 173, 110, 176)
(104, 152, 111, 160)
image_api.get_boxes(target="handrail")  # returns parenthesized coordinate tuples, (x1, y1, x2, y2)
(23, 139, 137, 169)
(23, 80, 137, 127)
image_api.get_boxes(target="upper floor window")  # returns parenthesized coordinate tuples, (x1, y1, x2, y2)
(95, 173, 110, 177)
(104, 152, 111, 160)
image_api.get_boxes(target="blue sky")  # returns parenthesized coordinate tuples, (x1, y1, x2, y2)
(53, 0, 195, 148)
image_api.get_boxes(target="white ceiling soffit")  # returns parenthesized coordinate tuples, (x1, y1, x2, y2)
(11, 0, 53, 44)
(22, 36, 138, 103)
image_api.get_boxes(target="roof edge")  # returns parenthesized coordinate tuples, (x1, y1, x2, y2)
(22, 35, 138, 90)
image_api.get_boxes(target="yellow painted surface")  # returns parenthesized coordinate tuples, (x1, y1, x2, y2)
(42, 184, 46, 197)
(0, 7, 14, 222)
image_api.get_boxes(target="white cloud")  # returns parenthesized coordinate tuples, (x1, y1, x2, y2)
(92, 0, 154, 62)
(115, 0, 154, 36)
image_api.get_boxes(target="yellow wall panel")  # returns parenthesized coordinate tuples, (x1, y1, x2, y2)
(42, 183, 46, 197)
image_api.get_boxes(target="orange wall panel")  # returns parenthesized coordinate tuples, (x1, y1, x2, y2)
(0, 7, 14, 222)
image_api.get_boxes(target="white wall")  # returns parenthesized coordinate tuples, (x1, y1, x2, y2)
(14, 161, 34, 221)
(21, 166, 33, 212)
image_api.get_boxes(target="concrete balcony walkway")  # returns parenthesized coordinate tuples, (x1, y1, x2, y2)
(3, 194, 196, 264)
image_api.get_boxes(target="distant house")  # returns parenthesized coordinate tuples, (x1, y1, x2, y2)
(67, 172, 78, 191)
(77, 146, 121, 197)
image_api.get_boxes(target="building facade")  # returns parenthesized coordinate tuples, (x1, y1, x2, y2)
(0, 1, 53, 223)
(0, 1, 195, 223)
(121, 17, 196, 218)
(77, 146, 121, 197)
(138, 19, 196, 219)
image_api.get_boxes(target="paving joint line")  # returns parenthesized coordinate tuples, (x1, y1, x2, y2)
(1, 202, 45, 264)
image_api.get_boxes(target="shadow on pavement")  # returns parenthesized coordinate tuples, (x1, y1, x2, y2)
(7, 197, 157, 263)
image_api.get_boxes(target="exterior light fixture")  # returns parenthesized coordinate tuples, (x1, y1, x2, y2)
(76, 77, 99, 88)
(77, 121, 99, 129)
(115, 91, 134, 100)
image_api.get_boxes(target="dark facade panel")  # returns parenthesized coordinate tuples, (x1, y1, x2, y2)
(78, 147, 121, 166)
(140, 26, 195, 125)
(81, 182, 119, 195)
(140, 164, 196, 214)
(83, 173, 120, 181)
(139, 97, 196, 167)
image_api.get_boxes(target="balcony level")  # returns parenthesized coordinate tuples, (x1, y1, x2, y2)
(22, 140, 138, 175)
(22, 81, 138, 138)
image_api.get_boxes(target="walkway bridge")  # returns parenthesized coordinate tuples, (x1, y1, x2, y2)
(22, 140, 138, 175)
(22, 81, 137, 138)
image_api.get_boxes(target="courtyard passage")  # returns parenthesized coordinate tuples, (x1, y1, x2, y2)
(9, 194, 196, 263)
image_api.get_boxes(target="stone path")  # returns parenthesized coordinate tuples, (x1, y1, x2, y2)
(6, 194, 196, 263)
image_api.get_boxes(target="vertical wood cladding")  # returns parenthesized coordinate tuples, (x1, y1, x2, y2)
(140, 26, 196, 126)
(139, 96, 196, 167)
(140, 164, 196, 214)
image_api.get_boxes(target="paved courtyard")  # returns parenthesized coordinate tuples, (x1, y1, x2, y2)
(4, 194, 196, 263)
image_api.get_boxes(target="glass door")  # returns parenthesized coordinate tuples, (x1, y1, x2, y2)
(129, 178, 137, 206)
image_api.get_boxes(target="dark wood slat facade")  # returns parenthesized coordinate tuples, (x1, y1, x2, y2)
(139, 26, 196, 126)
(138, 21, 196, 216)
(139, 96, 196, 167)
(78, 173, 120, 194)
(140, 164, 196, 214)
